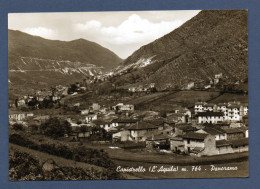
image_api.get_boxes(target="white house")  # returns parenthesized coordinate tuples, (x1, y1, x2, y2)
(226, 105, 241, 122)
(85, 114, 98, 123)
(203, 104, 215, 112)
(185, 82, 195, 90)
(197, 111, 224, 124)
(194, 102, 206, 114)
(215, 73, 223, 79)
(80, 109, 90, 115)
(196, 127, 226, 141)
(113, 103, 134, 112)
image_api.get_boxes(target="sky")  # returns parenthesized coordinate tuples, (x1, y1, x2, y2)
(8, 10, 200, 59)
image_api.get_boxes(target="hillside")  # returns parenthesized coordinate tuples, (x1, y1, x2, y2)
(8, 29, 122, 96)
(111, 10, 248, 89)
(8, 29, 122, 70)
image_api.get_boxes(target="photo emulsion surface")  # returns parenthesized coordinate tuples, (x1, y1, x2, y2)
(8, 10, 248, 180)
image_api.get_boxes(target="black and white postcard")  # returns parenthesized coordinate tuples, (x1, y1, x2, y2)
(8, 10, 248, 180)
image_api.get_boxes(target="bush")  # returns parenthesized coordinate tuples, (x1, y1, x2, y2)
(40, 118, 72, 138)
(9, 151, 43, 181)
(9, 134, 37, 149)
(9, 150, 122, 181)
(12, 123, 24, 131)
(9, 134, 122, 179)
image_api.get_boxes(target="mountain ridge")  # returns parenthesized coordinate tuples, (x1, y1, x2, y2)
(111, 10, 248, 90)
(8, 29, 122, 70)
(8, 29, 122, 97)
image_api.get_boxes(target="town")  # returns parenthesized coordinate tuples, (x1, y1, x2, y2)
(9, 72, 248, 158)
(8, 9, 249, 180)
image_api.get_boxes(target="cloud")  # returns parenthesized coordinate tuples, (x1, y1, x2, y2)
(74, 14, 183, 46)
(76, 20, 102, 31)
(21, 27, 57, 40)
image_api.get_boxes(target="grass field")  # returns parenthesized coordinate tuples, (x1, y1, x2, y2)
(150, 90, 220, 107)
(9, 143, 103, 172)
(62, 89, 247, 112)
(125, 90, 220, 110)
(76, 141, 248, 179)
(9, 133, 249, 180)
(209, 93, 248, 104)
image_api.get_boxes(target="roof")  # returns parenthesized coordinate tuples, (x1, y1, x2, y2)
(228, 105, 241, 109)
(144, 119, 164, 126)
(204, 123, 230, 128)
(72, 126, 92, 132)
(92, 120, 107, 125)
(217, 103, 227, 106)
(230, 138, 248, 147)
(108, 125, 126, 133)
(238, 127, 248, 132)
(86, 114, 97, 117)
(195, 102, 205, 105)
(190, 147, 204, 153)
(204, 104, 215, 107)
(197, 111, 224, 117)
(182, 132, 208, 140)
(223, 128, 244, 134)
(175, 123, 192, 127)
(243, 115, 248, 119)
(175, 125, 197, 132)
(167, 113, 185, 117)
(203, 127, 225, 135)
(127, 121, 158, 130)
(112, 118, 139, 124)
(146, 134, 170, 141)
(240, 103, 248, 107)
(169, 136, 184, 141)
(216, 140, 231, 147)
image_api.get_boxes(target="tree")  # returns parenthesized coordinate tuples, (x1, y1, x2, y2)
(12, 123, 24, 131)
(80, 125, 87, 133)
(15, 99, 18, 108)
(68, 84, 78, 94)
(28, 98, 39, 109)
(41, 118, 72, 138)
(39, 99, 53, 109)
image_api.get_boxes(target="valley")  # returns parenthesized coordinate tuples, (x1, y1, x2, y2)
(8, 10, 248, 181)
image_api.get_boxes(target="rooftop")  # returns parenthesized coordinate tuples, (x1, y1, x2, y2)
(197, 111, 224, 117)
(195, 102, 206, 105)
(127, 121, 158, 130)
(204, 104, 215, 107)
(182, 132, 208, 140)
(216, 140, 231, 147)
(169, 135, 184, 141)
(190, 147, 204, 153)
(223, 128, 244, 134)
(145, 119, 164, 126)
(230, 138, 248, 147)
(146, 134, 170, 141)
(175, 124, 197, 132)
(203, 127, 225, 135)
(112, 118, 139, 124)
(217, 103, 227, 106)
(228, 105, 241, 109)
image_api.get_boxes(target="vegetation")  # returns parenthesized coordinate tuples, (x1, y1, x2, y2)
(9, 150, 121, 181)
(40, 117, 72, 138)
(9, 133, 122, 179)
(12, 123, 24, 131)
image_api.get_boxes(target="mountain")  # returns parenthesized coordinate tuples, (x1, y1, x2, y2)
(8, 29, 122, 97)
(111, 10, 248, 89)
